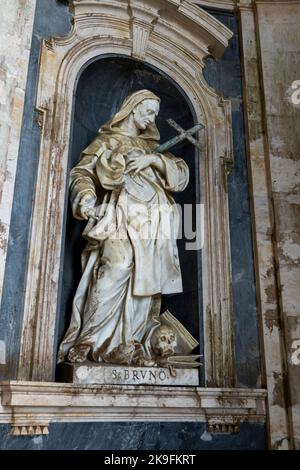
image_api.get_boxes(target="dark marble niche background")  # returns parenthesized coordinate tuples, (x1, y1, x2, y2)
(56, 57, 202, 375)
(202, 8, 261, 388)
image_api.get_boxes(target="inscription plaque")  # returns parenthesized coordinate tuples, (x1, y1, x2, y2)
(62, 363, 199, 386)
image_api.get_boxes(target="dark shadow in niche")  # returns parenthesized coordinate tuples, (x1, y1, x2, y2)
(55, 56, 203, 382)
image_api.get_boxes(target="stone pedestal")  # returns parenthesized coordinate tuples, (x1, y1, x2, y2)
(60, 363, 199, 386)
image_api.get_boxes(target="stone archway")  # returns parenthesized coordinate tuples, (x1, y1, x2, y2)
(18, 0, 234, 389)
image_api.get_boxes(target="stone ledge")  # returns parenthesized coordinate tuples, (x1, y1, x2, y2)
(0, 381, 267, 435)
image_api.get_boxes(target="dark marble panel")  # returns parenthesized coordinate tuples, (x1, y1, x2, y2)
(0, 422, 265, 450)
(202, 9, 261, 387)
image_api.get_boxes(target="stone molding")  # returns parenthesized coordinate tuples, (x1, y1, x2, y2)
(17, 0, 235, 393)
(0, 381, 267, 435)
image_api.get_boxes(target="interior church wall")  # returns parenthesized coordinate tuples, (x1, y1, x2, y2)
(0, 0, 299, 450)
(0, 0, 264, 449)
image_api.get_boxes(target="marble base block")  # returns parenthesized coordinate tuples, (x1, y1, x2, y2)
(61, 363, 199, 386)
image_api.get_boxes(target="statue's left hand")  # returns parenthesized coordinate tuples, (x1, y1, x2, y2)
(124, 151, 157, 176)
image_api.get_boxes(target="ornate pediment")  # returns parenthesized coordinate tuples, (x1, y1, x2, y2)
(54, 0, 233, 61)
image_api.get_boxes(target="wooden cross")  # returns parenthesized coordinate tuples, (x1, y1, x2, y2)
(153, 119, 204, 153)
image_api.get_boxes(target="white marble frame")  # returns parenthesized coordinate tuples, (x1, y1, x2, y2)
(17, 0, 235, 391)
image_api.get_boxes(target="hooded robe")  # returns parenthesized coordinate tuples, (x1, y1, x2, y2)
(57, 90, 189, 364)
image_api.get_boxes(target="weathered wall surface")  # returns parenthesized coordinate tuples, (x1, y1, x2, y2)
(0, 1, 36, 356)
(255, 1, 300, 449)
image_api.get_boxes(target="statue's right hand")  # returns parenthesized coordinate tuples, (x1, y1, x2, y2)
(79, 193, 97, 220)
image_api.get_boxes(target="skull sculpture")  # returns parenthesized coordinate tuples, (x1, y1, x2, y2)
(151, 325, 177, 357)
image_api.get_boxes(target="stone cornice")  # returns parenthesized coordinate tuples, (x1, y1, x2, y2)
(0, 381, 267, 435)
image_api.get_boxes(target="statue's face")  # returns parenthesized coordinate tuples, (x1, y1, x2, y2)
(132, 99, 160, 131)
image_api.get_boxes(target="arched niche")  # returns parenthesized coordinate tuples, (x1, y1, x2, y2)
(57, 56, 201, 366)
(18, 0, 235, 388)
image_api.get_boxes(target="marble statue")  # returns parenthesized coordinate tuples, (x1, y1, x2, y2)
(57, 89, 192, 367)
